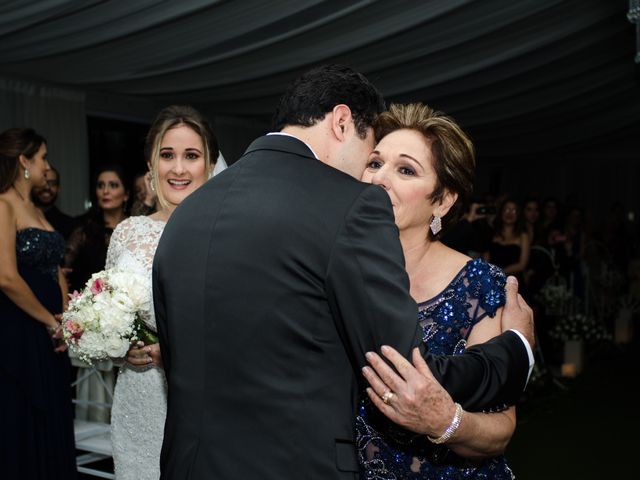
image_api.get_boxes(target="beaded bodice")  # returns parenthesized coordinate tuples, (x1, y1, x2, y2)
(356, 258, 514, 480)
(417, 259, 506, 356)
(105, 216, 165, 332)
(16, 228, 65, 282)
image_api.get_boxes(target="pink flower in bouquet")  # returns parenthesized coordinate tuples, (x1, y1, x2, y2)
(68, 290, 81, 300)
(90, 278, 106, 295)
(64, 319, 84, 342)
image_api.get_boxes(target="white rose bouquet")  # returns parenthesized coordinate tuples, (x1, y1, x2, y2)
(62, 268, 157, 364)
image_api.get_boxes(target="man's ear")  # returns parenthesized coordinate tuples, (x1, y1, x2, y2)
(330, 104, 353, 141)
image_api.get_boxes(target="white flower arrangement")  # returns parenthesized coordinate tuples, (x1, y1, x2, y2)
(537, 275, 573, 316)
(549, 313, 611, 343)
(62, 269, 156, 364)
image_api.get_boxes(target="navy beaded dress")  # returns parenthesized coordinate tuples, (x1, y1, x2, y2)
(0, 229, 77, 479)
(356, 258, 515, 480)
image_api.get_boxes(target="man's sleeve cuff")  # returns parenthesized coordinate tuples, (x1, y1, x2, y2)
(509, 329, 535, 384)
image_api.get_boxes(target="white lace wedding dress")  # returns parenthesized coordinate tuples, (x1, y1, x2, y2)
(105, 216, 167, 480)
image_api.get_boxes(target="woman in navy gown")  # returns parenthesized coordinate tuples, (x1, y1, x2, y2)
(0, 128, 77, 479)
(358, 104, 517, 479)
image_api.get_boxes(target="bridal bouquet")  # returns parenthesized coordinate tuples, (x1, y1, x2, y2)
(62, 269, 157, 364)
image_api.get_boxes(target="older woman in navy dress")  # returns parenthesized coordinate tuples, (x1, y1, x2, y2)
(0, 128, 77, 479)
(358, 104, 516, 479)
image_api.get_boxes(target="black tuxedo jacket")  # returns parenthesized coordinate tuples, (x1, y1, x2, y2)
(153, 134, 529, 480)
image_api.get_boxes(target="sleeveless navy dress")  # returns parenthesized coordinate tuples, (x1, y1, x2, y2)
(0, 229, 77, 479)
(356, 259, 515, 480)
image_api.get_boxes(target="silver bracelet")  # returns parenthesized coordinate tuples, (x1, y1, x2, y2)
(427, 402, 464, 444)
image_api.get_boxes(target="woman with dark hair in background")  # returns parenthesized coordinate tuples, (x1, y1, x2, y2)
(130, 170, 157, 216)
(522, 197, 541, 246)
(65, 163, 129, 422)
(0, 128, 77, 479)
(540, 197, 563, 246)
(486, 198, 531, 281)
(65, 163, 129, 292)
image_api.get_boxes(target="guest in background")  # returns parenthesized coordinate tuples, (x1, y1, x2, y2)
(32, 166, 77, 240)
(65, 163, 129, 422)
(602, 202, 632, 281)
(540, 197, 563, 246)
(522, 197, 541, 245)
(524, 197, 555, 298)
(486, 198, 530, 281)
(563, 205, 588, 297)
(0, 127, 77, 479)
(133, 171, 147, 203)
(65, 163, 129, 292)
(130, 170, 157, 216)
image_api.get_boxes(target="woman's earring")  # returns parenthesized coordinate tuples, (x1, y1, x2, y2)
(429, 216, 442, 235)
(24, 168, 30, 180)
(149, 173, 155, 192)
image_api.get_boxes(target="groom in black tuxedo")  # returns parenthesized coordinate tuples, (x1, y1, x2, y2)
(153, 65, 534, 480)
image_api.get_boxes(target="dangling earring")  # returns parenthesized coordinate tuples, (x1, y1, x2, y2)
(430, 215, 442, 235)
(24, 168, 30, 180)
(149, 173, 155, 192)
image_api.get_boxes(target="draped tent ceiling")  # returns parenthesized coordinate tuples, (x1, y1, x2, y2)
(0, 0, 638, 162)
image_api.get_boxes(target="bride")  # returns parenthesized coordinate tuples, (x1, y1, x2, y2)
(105, 105, 219, 479)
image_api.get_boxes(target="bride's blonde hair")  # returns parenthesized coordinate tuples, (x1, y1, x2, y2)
(145, 105, 219, 209)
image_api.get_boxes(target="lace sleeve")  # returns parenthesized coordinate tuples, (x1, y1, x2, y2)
(468, 260, 507, 326)
(105, 218, 133, 269)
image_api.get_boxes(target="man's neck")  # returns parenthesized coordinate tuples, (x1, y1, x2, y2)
(279, 126, 326, 162)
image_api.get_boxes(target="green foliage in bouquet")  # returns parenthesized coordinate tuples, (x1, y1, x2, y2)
(134, 317, 159, 345)
(549, 313, 611, 343)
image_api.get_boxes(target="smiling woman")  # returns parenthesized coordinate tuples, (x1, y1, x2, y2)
(146, 105, 219, 216)
(154, 125, 207, 210)
(107, 104, 219, 480)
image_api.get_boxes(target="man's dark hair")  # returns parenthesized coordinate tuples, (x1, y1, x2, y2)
(271, 64, 385, 138)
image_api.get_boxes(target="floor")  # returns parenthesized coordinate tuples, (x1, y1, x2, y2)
(506, 339, 639, 479)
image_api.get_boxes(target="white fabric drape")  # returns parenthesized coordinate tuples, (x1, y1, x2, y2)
(0, 76, 89, 215)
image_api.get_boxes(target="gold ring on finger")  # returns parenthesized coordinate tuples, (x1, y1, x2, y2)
(381, 390, 395, 405)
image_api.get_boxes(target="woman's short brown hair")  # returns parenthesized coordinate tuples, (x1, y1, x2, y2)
(145, 105, 219, 209)
(374, 103, 475, 239)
